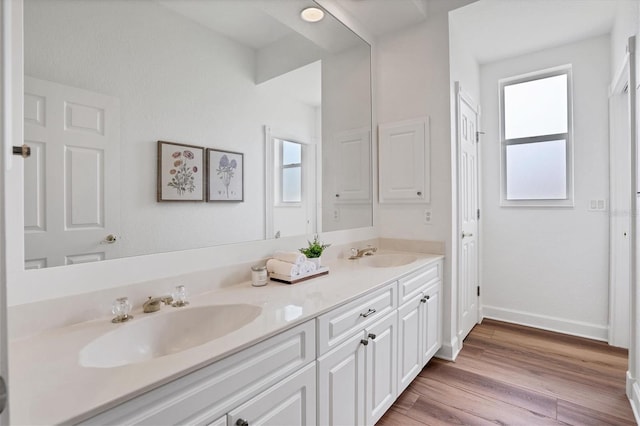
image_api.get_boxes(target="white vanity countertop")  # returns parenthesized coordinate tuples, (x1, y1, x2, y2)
(9, 252, 443, 425)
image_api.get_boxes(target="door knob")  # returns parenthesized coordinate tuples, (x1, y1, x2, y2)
(104, 234, 117, 244)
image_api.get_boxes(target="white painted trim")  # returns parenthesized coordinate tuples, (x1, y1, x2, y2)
(627, 370, 634, 399)
(482, 305, 608, 342)
(0, 1, 10, 422)
(435, 336, 460, 362)
(608, 53, 632, 349)
(630, 379, 640, 424)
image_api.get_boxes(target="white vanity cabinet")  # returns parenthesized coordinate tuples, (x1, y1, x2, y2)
(317, 282, 398, 426)
(227, 362, 316, 426)
(79, 320, 315, 426)
(397, 263, 442, 393)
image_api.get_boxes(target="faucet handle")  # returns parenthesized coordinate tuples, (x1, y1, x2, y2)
(172, 285, 189, 307)
(111, 297, 133, 323)
(350, 248, 358, 257)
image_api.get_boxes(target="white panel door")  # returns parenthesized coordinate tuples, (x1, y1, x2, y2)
(397, 294, 423, 393)
(318, 332, 366, 426)
(364, 312, 397, 426)
(227, 362, 316, 426)
(457, 83, 480, 342)
(333, 129, 371, 202)
(23, 77, 120, 268)
(378, 117, 430, 203)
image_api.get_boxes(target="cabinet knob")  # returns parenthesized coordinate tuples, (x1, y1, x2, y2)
(335, 194, 340, 197)
(236, 419, 249, 426)
(360, 339, 369, 346)
(368, 333, 376, 340)
(420, 297, 427, 303)
(417, 191, 422, 196)
(360, 308, 376, 318)
(426, 295, 430, 300)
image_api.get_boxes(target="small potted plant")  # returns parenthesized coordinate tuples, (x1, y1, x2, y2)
(299, 235, 331, 267)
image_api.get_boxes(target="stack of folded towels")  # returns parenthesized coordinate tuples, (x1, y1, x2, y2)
(266, 251, 318, 278)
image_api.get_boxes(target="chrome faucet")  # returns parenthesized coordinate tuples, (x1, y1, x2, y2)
(143, 295, 174, 313)
(349, 246, 378, 259)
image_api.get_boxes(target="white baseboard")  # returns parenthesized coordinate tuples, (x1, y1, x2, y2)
(482, 305, 608, 342)
(435, 336, 460, 361)
(630, 378, 640, 424)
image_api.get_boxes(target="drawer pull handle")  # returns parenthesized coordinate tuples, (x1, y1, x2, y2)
(361, 339, 369, 346)
(236, 419, 249, 426)
(360, 308, 376, 318)
(420, 297, 427, 303)
(426, 295, 430, 300)
(368, 333, 376, 340)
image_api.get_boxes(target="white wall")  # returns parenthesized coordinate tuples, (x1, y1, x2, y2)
(480, 35, 611, 340)
(611, 0, 640, 77)
(375, 0, 474, 359)
(23, 0, 319, 258)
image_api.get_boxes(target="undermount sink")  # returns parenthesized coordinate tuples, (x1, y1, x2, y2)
(79, 304, 262, 368)
(359, 253, 418, 268)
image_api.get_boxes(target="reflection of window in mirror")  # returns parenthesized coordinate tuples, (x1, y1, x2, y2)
(281, 140, 302, 204)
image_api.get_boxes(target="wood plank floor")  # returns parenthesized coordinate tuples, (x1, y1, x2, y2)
(377, 319, 635, 425)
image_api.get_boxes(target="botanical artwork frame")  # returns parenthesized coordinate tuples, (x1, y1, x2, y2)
(157, 141, 205, 202)
(207, 148, 244, 202)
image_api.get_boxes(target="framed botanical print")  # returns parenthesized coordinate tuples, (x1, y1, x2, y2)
(207, 148, 244, 202)
(157, 141, 205, 202)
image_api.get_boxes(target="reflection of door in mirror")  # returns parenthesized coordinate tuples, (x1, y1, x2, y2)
(265, 131, 317, 239)
(23, 77, 121, 269)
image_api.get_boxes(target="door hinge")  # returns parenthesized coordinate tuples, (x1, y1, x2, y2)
(475, 131, 485, 143)
(477, 209, 480, 220)
(477, 286, 480, 297)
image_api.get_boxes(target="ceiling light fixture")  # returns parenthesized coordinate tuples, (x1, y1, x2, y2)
(300, 7, 325, 23)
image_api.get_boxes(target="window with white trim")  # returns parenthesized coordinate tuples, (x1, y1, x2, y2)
(279, 139, 302, 204)
(500, 66, 573, 206)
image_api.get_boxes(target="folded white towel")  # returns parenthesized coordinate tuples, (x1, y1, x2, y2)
(266, 258, 300, 277)
(273, 251, 306, 265)
(301, 261, 317, 274)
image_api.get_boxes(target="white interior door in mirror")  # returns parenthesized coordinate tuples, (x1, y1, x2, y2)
(378, 117, 430, 203)
(24, 77, 121, 269)
(333, 128, 371, 202)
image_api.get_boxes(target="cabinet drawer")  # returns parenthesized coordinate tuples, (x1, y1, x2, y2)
(317, 282, 397, 356)
(398, 262, 441, 306)
(80, 320, 315, 426)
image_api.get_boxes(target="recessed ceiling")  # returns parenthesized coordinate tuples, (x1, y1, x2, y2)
(337, 0, 429, 37)
(449, 0, 620, 64)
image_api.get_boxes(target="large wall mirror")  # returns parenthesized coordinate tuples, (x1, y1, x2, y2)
(22, 0, 372, 269)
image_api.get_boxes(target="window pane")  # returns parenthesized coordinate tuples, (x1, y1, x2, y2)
(282, 166, 301, 202)
(282, 140, 301, 165)
(504, 74, 567, 139)
(506, 140, 567, 200)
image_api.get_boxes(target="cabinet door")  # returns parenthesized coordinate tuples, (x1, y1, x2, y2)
(206, 416, 226, 426)
(365, 312, 398, 426)
(318, 332, 366, 426)
(378, 117, 430, 203)
(423, 285, 442, 363)
(227, 362, 316, 426)
(333, 129, 371, 201)
(397, 294, 423, 393)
